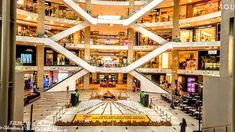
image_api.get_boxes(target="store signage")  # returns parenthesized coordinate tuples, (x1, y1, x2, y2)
(73, 114, 150, 122)
(208, 50, 217, 55)
(97, 35, 119, 39)
(25, 49, 33, 52)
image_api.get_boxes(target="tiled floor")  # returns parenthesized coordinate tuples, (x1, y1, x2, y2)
(24, 90, 199, 132)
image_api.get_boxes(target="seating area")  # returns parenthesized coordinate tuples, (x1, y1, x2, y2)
(161, 94, 202, 120)
(24, 92, 40, 106)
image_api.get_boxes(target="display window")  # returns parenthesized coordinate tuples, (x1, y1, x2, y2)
(159, 74, 171, 90)
(199, 50, 220, 70)
(57, 54, 66, 65)
(193, 1, 219, 17)
(159, 52, 171, 69)
(43, 75, 50, 89)
(179, 51, 198, 70)
(180, 29, 193, 42)
(46, 50, 54, 65)
(160, 8, 173, 22)
(195, 26, 216, 42)
(16, 46, 36, 66)
(187, 77, 196, 93)
(178, 75, 198, 94)
(24, 73, 36, 90)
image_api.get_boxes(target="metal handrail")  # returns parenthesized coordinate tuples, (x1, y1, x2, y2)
(53, 104, 67, 124)
(153, 104, 171, 122)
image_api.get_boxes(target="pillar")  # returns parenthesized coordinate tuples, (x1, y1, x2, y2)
(202, 0, 233, 130)
(11, 72, 24, 122)
(91, 73, 97, 84)
(73, 31, 81, 45)
(0, 0, 17, 126)
(36, 0, 45, 91)
(127, 0, 135, 90)
(171, 0, 180, 91)
(37, 0, 45, 37)
(118, 73, 123, 84)
(36, 45, 44, 90)
(83, 0, 91, 89)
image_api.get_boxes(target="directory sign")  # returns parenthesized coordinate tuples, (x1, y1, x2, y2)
(187, 77, 196, 93)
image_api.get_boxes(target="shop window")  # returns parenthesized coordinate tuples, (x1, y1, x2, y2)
(180, 30, 193, 42)
(199, 51, 220, 70)
(193, 1, 219, 17)
(179, 51, 198, 70)
(195, 26, 216, 42)
(46, 50, 53, 65)
(57, 54, 65, 65)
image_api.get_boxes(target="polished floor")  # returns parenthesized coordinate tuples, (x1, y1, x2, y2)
(24, 90, 199, 132)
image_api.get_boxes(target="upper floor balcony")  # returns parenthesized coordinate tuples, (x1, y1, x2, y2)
(16, 0, 221, 26)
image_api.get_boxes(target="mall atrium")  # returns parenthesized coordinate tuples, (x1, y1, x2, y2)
(0, 0, 234, 131)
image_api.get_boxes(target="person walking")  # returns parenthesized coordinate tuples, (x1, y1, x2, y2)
(180, 118, 187, 132)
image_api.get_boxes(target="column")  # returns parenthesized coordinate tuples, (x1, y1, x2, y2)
(73, 31, 81, 45)
(37, 0, 45, 37)
(91, 73, 97, 84)
(36, 0, 45, 91)
(118, 73, 123, 84)
(0, 0, 17, 126)
(36, 45, 44, 90)
(171, 0, 180, 91)
(127, 0, 135, 90)
(83, 0, 91, 89)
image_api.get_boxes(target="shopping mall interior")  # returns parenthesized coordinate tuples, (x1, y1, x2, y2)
(0, 0, 234, 131)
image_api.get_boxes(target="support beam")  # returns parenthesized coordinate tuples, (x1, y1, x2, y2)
(0, 0, 17, 126)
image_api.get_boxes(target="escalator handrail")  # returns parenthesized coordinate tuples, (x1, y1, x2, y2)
(134, 69, 170, 94)
(45, 68, 84, 92)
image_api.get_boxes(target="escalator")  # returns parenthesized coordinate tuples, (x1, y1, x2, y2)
(46, 68, 88, 92)
(64, 0, 164, 26)
(131, 24, 168, 44)
(129, 70, 169, 94)
(51, 22, 88, 41)
(123, 0, 164, 26)
(126, 43, 172, 72)
(44, 38, 96, 72)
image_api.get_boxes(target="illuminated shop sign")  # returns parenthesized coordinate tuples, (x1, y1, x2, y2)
(208, 50, 217, 55)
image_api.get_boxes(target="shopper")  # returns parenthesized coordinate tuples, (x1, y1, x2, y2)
(66, 86, 69, 97)
(180, 118, 187, 132)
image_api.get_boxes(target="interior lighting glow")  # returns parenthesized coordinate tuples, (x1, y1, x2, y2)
(26, 16, 32, 20)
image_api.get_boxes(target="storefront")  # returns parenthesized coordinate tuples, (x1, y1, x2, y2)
(158, 52, 171, 69)
(24, 71, 40, 106)
(179, 51, 198, 70)
(98, 73, 117, 83)
(198, 50, 220, 70)
(180, 29, 193, 42)
(178, 75, 202, 95)
(45, 48, 78, 66)
(24, 72, 37, 91)
(195, 26, 216, 42)
(192, 0, 220, 17)
(16, 45, 36, 66)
